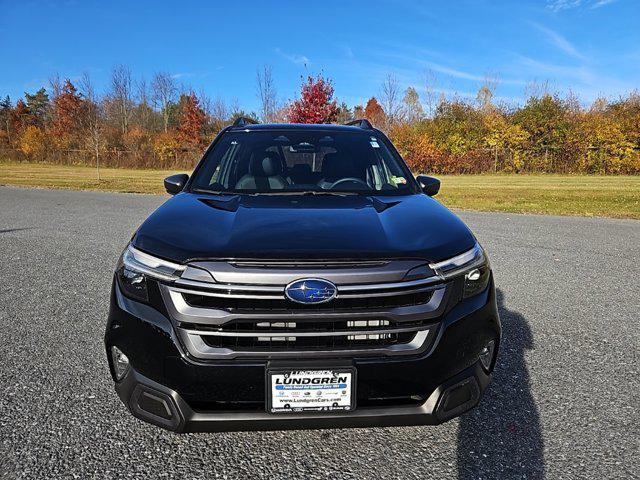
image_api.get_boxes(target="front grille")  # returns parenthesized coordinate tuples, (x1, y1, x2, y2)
(181, 318, 426, 352)
(160, 260, 448, 359)
(182, 290, 433, 312)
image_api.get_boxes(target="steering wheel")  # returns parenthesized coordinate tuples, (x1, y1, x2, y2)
(329, 178, 370, 190)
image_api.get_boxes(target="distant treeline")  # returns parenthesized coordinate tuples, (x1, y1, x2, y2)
(1, 66, 638, 174)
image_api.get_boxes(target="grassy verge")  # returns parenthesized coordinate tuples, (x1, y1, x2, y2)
(0, 161, 185, 195)
(437, 174, 640, 219)
(1, 161, 638, 219)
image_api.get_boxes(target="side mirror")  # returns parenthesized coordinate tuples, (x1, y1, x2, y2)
(416, 175, 440, 196)
(164, 174, 189, 195)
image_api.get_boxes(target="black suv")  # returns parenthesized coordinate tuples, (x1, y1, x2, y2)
(105, 119, 500, 432)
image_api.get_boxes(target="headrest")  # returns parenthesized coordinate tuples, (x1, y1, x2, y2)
(321, 153, 358, 180)
(249, 151, 284, 177)
(289, 164, 312, 175)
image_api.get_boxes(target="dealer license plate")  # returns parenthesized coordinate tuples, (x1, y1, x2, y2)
(267, 368, 355, 414)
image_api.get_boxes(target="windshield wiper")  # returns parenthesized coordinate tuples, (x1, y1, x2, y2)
(191, 188, 238, 196)
(249, 190, 360, 196)
(193, 188, 362, 196)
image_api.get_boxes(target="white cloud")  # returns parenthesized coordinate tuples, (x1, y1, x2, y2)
(591, 0, 618, 8)
(515, 54, 636, 101)
(343, 46, 354, 59)
(530, 22, 586, 60)
(374, 51, 527, 86)
(546, 0, 618, 11)
(275, 48, 310, 66)
(171, 72, 195, 79)
(547, 0, 584, 11)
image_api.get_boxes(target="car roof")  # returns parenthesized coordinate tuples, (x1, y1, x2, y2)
(228, 123, 373, 133)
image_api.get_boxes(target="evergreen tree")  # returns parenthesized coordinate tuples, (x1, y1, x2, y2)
(24, 88, 50, 128)
(0, 95, 12, 143)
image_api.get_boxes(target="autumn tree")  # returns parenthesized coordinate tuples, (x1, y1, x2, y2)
(402, 87, 424, 124)
(2, 65, 640, 175)
(51, 79, 84, 148)
(364, 97, 386, 127)
(432, 99, 485, 158)
(153, 131, 180, 164)
(11, 100, 29, 135)
(512, 94, 573, 171)
(483, 110, 529, 171)
(288, 75, 339, 124)
(19, 125, 46, 159)
(177, 93, 206, 147)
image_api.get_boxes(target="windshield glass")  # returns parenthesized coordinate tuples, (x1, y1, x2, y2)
(190, 129, 419, 195)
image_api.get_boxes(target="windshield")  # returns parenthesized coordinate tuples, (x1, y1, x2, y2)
(190, 129, 419, 196)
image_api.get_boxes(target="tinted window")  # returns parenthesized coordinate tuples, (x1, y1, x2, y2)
(190, 130, 418, 195)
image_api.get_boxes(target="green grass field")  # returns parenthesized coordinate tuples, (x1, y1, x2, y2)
(1, 161, 639, 219)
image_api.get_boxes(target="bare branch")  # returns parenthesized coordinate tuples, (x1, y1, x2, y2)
(256, 65, 277, 122)
(151, 72, 177, 133)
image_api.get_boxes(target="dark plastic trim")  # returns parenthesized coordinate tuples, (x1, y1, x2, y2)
(344, 119, 374, 129)
(114, 361, 490, 433)
(232, 117, 259, 127)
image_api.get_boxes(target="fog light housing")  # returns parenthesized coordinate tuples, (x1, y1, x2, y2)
(111, 346, 130, 381)
(479, 340, 496, 371)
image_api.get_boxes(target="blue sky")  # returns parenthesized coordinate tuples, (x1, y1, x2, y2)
(1, 0, 638, 111)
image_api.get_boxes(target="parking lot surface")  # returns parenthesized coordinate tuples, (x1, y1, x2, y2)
(1, 187, 638, 479)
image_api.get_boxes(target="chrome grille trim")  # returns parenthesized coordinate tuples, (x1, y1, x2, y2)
(159, 259, 449, 359)
(170, 285, 284, 300)
(178, 329, 433, 360)
(186, 259, 428, 286)
(181, 325, 429, 338)
(174, 279, 284, 293)
(161, 285, 447, 324)
(172, 275, 443, 299)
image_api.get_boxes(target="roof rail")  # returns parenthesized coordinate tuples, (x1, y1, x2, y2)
(232, 117, 259, 127)
(345, 119, 373, 129)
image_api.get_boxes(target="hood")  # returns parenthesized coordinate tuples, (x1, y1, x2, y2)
(132, 192, 476, 263)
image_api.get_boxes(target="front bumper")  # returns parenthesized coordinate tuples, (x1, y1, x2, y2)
(116, 361, 491, 433)
(106, 276, 500, 432)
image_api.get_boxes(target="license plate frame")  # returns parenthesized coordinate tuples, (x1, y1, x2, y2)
(266, 366, 357, 414)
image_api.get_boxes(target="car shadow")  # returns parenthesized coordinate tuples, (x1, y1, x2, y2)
(457, 289, 545, 479)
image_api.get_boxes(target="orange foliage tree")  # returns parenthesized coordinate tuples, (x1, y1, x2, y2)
(364, 98, 386, 128)
(19, 126, 47, 159)
(177, 93, 206, 147)
(51, 79, 84, 149)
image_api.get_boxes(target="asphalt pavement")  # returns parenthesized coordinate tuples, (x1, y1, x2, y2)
(0, 186, 638, 479)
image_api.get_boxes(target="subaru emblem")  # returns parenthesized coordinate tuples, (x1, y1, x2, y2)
(285, 278, 337, 304)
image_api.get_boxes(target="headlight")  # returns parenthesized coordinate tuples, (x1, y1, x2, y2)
(430, 243, 491, 298)
(117, 245, 185, 302)
(122, 244, 185, 281)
